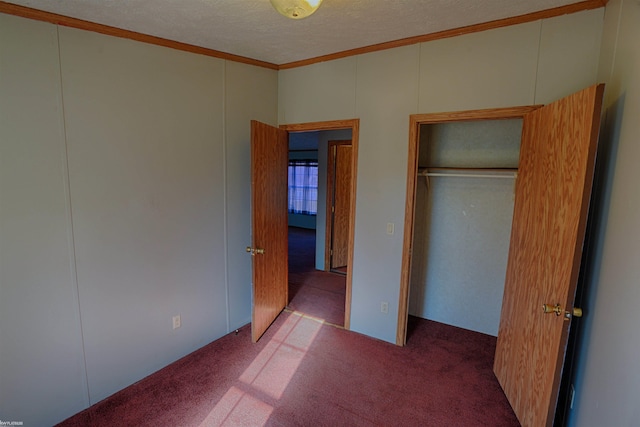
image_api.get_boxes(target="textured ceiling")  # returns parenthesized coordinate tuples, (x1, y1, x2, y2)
(6, 0, 589, 65)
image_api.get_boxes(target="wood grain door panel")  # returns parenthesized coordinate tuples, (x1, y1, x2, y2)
(251, 120, 289, 342)
(331, 143, 352, 269)
(493, 84, 604, 426)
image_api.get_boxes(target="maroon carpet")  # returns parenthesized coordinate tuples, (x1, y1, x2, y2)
(287, 227, 345, 326)
(58, 312, 519, 426)
(58, 227, 519, 425)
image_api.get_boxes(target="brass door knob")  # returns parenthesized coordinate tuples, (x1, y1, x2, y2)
(542, 303, 562, 316)
(246, 246, 265, 256)
(543, 303, 583, 319)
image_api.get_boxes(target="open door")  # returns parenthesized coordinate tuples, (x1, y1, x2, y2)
(249, 120, 288, 342)
(493, 84, 604, 426)
(327, 141, 352, 271)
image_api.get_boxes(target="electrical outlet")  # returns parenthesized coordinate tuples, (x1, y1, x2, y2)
(386, 223, 394, 235)
(381, 302, 389, 314)
(172, 315, 181, 330)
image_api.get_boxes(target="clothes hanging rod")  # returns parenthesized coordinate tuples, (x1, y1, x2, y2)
(425, 172, 517, 179)
(417, 168, 518, 179)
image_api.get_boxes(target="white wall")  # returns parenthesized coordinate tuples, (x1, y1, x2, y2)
(351, 45, 422, 340)
(0, 15, 90, 425)
(410, 176, 515, 336)
(59, 27, 230, 403)
(0, 14, 277, 425)
(225, 61, 278, 330)
(279, 8, 604, 344)
(279, 57, 357, 124)
(570, 0, 640, 425)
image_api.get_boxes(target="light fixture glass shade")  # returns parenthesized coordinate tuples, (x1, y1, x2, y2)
(270, 0, 323, 19)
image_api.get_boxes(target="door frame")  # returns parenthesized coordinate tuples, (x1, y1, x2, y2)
(325, 140, 353, 272)
(396, 106, 540, 345)
(281, 119, 359, 330)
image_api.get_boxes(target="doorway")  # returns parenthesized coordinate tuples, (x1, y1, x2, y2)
(286, 132, 353, 327)
(281, 119, 359, 330)
(250, 119, 359, 341)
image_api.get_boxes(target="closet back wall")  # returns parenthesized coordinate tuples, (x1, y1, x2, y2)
(409, 120, 522, 336)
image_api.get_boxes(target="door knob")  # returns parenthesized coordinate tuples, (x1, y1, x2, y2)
(246, 246, 265, 256)
(542, 303, 583, 319)
(542, 303, 563, 316)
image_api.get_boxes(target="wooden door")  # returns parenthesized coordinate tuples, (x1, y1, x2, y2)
(250, 120, 288, 342)
(493, 84, 604, 426)
(329, 142, 352, 269)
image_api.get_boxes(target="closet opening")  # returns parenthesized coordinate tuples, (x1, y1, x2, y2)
(397, 107, 538, 345)
(395, 86, 603, 426)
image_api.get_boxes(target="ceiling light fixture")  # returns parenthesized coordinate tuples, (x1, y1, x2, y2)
(269, 0, 324, 19)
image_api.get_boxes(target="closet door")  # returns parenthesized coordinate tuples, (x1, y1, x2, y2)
(493, 84, 604, 427)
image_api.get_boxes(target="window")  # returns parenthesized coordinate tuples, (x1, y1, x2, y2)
(288, 159, 318, 215)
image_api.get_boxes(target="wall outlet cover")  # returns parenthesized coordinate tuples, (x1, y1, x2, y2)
(172, 315, 181, 330)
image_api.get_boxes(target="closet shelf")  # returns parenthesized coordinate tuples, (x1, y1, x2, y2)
(418, 167, 518, 179)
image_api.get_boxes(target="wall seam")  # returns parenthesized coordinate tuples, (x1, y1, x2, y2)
(353, 57, 359, 118)
(416, 43, 422, 114)
(532, 19, 544, 104)
(222, 60, 231, 333)
(56, 25, 92, 406)
(605, 0, 623, 88)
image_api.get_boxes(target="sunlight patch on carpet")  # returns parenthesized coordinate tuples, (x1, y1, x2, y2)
(199, 386, 273, 426)
(201, 312, 322, 426)
(245, 313, 322, 399)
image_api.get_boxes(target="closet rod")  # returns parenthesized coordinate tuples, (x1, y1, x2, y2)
(418, 171, 517, 179)
(426, 172, 516, 179)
